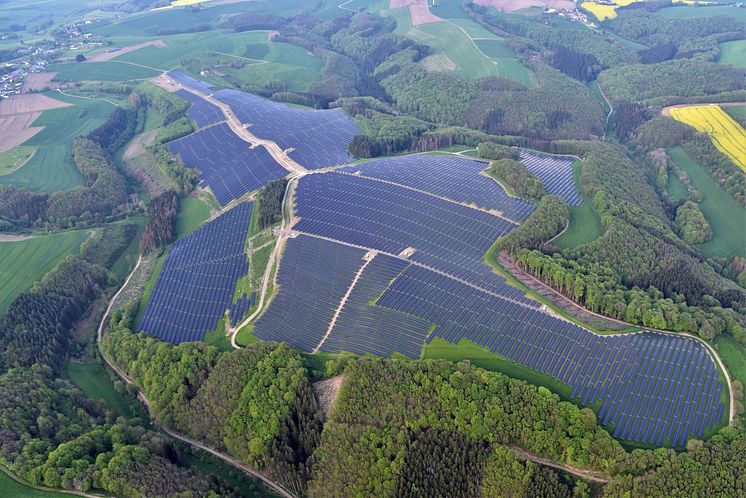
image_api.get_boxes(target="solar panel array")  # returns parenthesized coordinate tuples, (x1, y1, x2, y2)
(293, 172, 533, 304)
(139, 202, 253, 343)
(229, 291, 256, 326)
(322, 253, 431, 358)
(340, 154, 535, 222)
(520, 150, 581, 206)
(253, 235, 366, 351)
(213, 89, 359, 170)
(169, 123, 288, 205)
(175, 89, 224, 128)
(168, 70, 214, 93)
(375, 264, 723, 446)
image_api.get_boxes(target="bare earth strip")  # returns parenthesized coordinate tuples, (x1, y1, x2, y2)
(22, 72, 59, 92)
(312, 374, 344, 417)
(87, 40, 166, 62)
(474, 0, 575, 12)
(421, 53, 458, 72)
(0, 234, 35, 242)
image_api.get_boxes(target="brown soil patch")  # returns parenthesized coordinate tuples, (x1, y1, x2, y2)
(87, 40, 166, 62)
(474, 0, 575, 12)
(390, 0, 443, 25)
(498, 250, 629, 331)
(153, 73, 181, 93)
(0, 94, 70, 152)
(0, 234, 35, 242)
(22, 72, 60, 92)
(124, 129, 158, 160)
(312, 374, 344, 417)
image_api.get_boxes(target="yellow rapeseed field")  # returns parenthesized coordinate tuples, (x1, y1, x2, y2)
(582, 0, 714, 20)
(670, 105, 746, 172)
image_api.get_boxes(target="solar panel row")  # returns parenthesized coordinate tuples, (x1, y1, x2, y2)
(253, 235, 367, 351)
(175, 89, 224, 128)
(340, 154, 535, 222)
(375, 264, 723, 446)
(139, 202, 253, 343)
(293, 172, 535, 305)
(168, 123, 287, 206)
(168, 70, 214, 94)
(520, 150, 581, 206)
(213, 89, 359, 170)
(322, 253, 431, 358)
(229, 291, 256, 326)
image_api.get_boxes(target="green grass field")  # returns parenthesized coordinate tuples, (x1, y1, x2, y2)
(722, 104, 746, 129)
(109, 30, 323, 92)
(175, 196, 211, 238)
(0, 230, 90, 314)
(714, 335, 745, 424)
(668, 147, 746, 258)
(666, 172, 688, 202)
(390, 6, 534, 86)
(718, 40, 746, 69)
(0, 92, 115, 193)
(67, 361, 147, 420)
(0, 468, 78, 498)
(657, 4, 745, 20)
(553, 162, 605, 250)
(48, 61, 161, 82)
(0, 146, 35, 175)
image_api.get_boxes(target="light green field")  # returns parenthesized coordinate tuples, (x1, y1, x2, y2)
(657, 4, 745, 20)
(666, 172, 688, 202)
(554, 162, 605, 249)
(668, 147, 746, 258)
(389, 5, 534, 86)
(0, 92, 115, 193)
(110, 30, 323, 92)
(718, 40, 746, 69)
(714, 335, 745, 424)
(175, 196, 211, 239)
(0, 468, 78, 498)
(0, 230, 90, 314)
(0, 146, 35, 175)
(67, 361, 147, 420)
(47, 61, 161, 82)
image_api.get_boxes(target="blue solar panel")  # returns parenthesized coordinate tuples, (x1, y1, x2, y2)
(340, 154, 535, 222)
(254, 235, 367, 351)
(139, 202, 253, 343)
(293, 172, 536, 305)
(374, 264, 723, 446)
(175, 89, 224, 128)
(520, 150, 581, 206)
(168, 70, 214, 93)
(169, 123, 288, 205)
(213, 89, 359, 170)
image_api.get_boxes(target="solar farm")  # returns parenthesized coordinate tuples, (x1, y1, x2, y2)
(137, 72, 727, 447)
(168, 123, 288, 205)
(212, 88, 359, 170)
(139, 202, 253, 343)
(520, 149, 582, 206)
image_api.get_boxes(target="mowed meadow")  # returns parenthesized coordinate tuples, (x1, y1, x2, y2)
(0, 230, 90, 313)
(669, 105, 746, 172)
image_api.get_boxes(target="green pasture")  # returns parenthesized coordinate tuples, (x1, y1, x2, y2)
(666, 172, 688, 202)
(48, 61, 161, 82)
(718, 40, 746, 69)
(668, 147, 746, 258)
(553, 162, 605, 250)
(0, 92, 115, 193)
(0, 146, 35, 175)
(656, 4, 746, 20)
(175, 196, 211, 238)
(67, 361, 147, 420)
(389, 5, 534, 86)
(0, 229, 90, 314)
(714, 335, 745, 424)
(723, 105, 746, 128)
(0, 468, 78, 498)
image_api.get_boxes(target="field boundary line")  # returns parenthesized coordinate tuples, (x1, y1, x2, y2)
(56, 89, 120, 107)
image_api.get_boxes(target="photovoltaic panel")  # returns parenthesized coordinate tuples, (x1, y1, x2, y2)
(340, 154, 535, 222)
(175, 89, 224, 128)
(212, 88, 359, 169)
(139, 202, 253, 344)
(520, 150, 581, 206)
(168, 70, 214, 93)
(169, 123, 287, 205)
